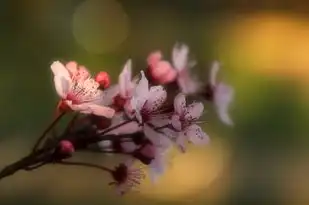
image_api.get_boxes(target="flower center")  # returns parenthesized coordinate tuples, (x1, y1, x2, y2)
(69, 78, 101, 104)
(112, 164, 128, 183)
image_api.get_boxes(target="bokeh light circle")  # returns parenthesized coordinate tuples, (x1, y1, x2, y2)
(72, 0, 130, 54)
(217, 12, 309, 81)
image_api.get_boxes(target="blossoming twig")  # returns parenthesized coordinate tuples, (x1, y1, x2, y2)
(0, 42, 235, 195)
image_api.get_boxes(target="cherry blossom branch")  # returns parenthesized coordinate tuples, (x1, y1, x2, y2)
(0, 129, 145, 182)
(31, 112, 65, 153)
(97, 119, 136, 135)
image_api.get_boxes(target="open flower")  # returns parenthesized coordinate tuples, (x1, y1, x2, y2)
(209, 61, 234, 126)
(172, 43, 200, 94)
(130, 71, 168, 125)
(110, 160, 145, 195)
(171, 93, 209, 151)
(51, 61, 115, 118)
(102, 59, 137, 113)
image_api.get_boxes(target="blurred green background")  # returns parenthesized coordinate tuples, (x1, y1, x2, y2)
(1, 0, 309, 204)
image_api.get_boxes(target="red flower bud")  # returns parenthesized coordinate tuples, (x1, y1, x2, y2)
(95, 71, 110, 89)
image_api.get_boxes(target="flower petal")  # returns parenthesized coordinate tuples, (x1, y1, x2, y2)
(184, 102, 204, 122)
(101, 85, 120, 106)
(147, 51, 162, 67)
(71, 103, 115, 118)
(174, 93, 186, 115)
(175, 132, 187, 152)
(119, 59, 132, 98)
(121, 141, 137, 153)
(53, 75, 70, 98)
(171, 114, 182, 131)
(131, 71, 149, 113)
(149, 152, 166, 183)
(214, 83, 234, 126)
(172, 43, 189, 71)
(184, 124, 209, 145)
(143, 124, 171, 149)
(65, 61, 78, 75)
(144, 86, 167, 113)
(177, 68, 200, 94)
(51, 61, 70, 79)
(210, 61, 220, 86)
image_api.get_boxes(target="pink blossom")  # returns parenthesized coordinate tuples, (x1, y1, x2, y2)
(95, 71, 111, 89)
(209, 61, 234, 126)
(101, 60, 137, 113)
(171, 93, 209, 151)
(51, 61, 115, 118)
(172, 43, 201, 94)
(130, 71, 168, 125)
(142, 125, 171, 182)
(147, 51, 177, 84)
(110, 160, 145, 195)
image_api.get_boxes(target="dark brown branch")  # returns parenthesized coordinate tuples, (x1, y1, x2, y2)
(31, 112, 65, 153)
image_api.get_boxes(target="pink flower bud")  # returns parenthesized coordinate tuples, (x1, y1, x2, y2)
(95, 71, 111, 89)
(59, 140, 75, 154)
(149, 61, 177, 84)
(147, 51, 162, 67)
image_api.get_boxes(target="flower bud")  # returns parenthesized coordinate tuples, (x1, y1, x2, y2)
(95, 71, 110, 89)
(148, 61, 177, 84)
(59, 140, 75, 155)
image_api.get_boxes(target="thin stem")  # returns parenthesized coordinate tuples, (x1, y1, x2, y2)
(64, 113, 79, 134)
(56, 161, 113, 173)
(32, 112, 65, 153)
(98, 119, 135, 135)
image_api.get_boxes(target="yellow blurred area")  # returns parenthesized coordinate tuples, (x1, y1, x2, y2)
(139, 139, 230, 201)
(0, 138, 229, 202)
(218, 12, 309, 82)
(72, 0, 130, 54)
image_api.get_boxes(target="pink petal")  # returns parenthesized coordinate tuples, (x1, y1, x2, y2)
(150, 61, 171, 78)
(77, 65, 90, 80)
(175, 133, 187, 152)
(149, 113, 171, 127)
(174, 93, 186, 115)
(184, 102, 204, 122)
(172, 43, 189, 71)
(140, 143, 156, 159)
(143, 124, 171, 148)
(144, 86, 167, 113)
(171, 114, 182, 131)
(121, 141, 137, 153)
(184, 124, 209, 145)
(53, 75, 70, 98)
(119, 59, 132, 98)
(147, 51, 162, 67)
(131, 71, 149, 120)
(149, 152, 166, 183)
(177, 68, 200, 94)
(51, 61, 70, 79)
(101, 85, 120, 106)
(71, 103, 115, 118)
(214, 83, 234, 126)
(210, 61, 220, 86)
(160, 69, 177, 84)
(65, 61, 78, 75)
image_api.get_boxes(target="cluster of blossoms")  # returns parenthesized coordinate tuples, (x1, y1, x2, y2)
(0, 43, 234, 195)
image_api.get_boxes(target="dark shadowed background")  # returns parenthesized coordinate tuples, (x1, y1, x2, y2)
(0, 0, 309, 205)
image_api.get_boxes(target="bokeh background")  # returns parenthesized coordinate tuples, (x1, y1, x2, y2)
(1, 0, 309, 205)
